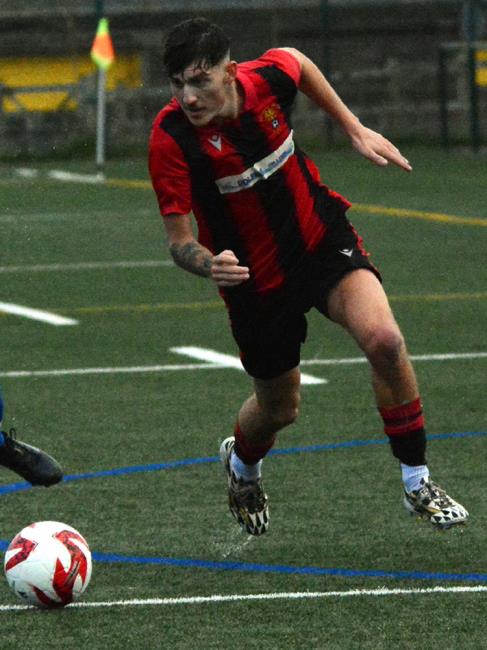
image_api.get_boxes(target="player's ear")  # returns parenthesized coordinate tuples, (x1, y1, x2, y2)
(223, 60, 238, 84)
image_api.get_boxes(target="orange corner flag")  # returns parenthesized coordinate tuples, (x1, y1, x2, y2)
(91, 18, 115, 70)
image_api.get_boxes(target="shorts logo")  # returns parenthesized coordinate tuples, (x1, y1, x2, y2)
(338, 248, 354, 257)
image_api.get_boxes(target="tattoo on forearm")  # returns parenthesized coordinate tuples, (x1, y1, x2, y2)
(169, 241, 212, 278)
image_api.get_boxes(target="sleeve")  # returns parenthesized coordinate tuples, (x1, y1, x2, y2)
(252, 48, 301, 111)
(148, 122, 192, 217)
(258, 48, 302, 86)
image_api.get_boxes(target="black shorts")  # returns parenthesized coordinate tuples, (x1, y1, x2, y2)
(226, 218, 381, 380)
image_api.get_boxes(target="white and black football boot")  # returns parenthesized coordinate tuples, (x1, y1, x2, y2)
(404, 477, 468, 529)
(219, 436, 269, 536)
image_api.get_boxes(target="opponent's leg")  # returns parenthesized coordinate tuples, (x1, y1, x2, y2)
(220, 368, 301, 535)
(327, 269, 468, 528)
(0, 389, 63, 487)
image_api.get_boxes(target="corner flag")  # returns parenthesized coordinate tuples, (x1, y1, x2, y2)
(91, 18, 115, 70)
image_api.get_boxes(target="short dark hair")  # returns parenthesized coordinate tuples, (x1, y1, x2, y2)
(163, 17, 230, 77)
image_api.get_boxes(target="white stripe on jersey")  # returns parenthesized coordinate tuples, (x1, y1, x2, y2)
(215, 131, 295, 195)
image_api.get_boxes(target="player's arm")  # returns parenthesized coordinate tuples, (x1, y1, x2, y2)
(279, 47, 412, 172)
(163, 214, 250, 287)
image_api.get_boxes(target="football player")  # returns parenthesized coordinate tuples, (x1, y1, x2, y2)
(149, 17, 468, 534)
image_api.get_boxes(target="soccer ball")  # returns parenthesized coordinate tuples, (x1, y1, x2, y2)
(4, 521, 92, 608)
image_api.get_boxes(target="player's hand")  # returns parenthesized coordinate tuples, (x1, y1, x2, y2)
(211, 249, 250, 287)
(350, 125, 412, 172)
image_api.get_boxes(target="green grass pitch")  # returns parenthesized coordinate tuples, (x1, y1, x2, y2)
(0, 145, 486, 648)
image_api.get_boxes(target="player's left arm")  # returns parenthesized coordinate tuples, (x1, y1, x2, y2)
(279, 47, 412, 172)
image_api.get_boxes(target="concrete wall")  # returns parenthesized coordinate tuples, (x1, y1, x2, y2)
(0, 1, 485, 157)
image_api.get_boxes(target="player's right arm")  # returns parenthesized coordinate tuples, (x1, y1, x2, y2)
(150, 110, 248, 287)
(163, 213, 250, 287)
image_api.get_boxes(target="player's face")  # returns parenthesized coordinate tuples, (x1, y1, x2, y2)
(170, 59, 237, 127)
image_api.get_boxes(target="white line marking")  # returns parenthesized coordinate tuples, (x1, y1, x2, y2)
(0, 260, 174, 274)
(14, 167, 39, 179)
(171, 346, 327, 385)
(0, 351, 485, 380)
(0, 208, 154, 224)
(0, 302, 78, 326)
(405, 351, 487, 362)
(171, 346, 245, 369)
(48, 170, 105, 184)
(1, 585, 486, 612)
(0, 363, 215, 379)
(301, 352, 487, 366)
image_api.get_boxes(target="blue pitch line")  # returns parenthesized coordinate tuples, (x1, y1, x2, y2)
(1, 430, 486, 584)
(0, 431, 485, 497)
(0, 541, 485, 583)
(89, 553, 487, 583)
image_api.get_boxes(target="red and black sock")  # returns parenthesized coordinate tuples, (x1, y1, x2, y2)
(234, 423, 276, 466)
(379, 397, 427, 466)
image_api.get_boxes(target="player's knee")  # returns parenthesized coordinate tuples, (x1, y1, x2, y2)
(263, 398, 300, 430)
(365, 326, 405, 366)
(274, 407, 299, 430)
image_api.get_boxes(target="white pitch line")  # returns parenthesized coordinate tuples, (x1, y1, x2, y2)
(301, 351, 487, 366)
(0, 350, 485, 380)
(0, 363, 215, 379)
(0, 260, 174, 274)
(171, 346, 327, 385)
(48, 170, 105, 184)
(407, 351, 487, 362)
(170, 346, 249, 369)
(14, 167, 39, 179)
(0, 302, 78, 326)
(0, 585, 486, 612)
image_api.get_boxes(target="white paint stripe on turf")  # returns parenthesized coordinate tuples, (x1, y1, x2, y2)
(14, 167, 39, 179)
(170, 346, 327, 385)
(1, 585, 486, 611)
(0, 260, 174, 273)
(0, 302, 78, 326)
(301, 351, 487, 366)
(0, 350, 485, 379)
(0, 363, 215, 378)
(48, 170, 105, 184)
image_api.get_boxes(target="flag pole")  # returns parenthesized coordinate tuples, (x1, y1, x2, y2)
(95, 67, 107, 169)
(90, 16, 115, 171)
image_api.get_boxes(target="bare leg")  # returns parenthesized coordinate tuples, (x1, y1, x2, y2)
(238, 367, 301, 443)
(327, 269, 418, 407)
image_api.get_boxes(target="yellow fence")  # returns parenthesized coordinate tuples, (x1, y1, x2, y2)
(0, 54, 142, 112)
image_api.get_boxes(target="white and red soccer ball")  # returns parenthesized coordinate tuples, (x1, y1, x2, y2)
(4, 521, 92, 608)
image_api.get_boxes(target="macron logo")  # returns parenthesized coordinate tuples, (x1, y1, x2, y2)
(208, 134, 222, 151)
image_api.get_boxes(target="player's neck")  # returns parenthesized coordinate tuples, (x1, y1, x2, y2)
(214, 82, 243, 124)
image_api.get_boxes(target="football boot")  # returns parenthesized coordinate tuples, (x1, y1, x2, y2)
(404, 477, 468, 529)
(220, 436, 269, 536)
(0, 429, 63, 486)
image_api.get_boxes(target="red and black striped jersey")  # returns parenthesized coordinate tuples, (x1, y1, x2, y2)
(149, 48, 351, 296)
